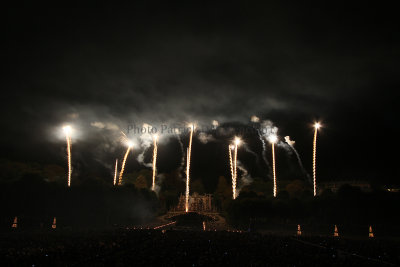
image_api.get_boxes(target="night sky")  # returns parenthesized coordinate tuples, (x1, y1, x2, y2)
(2, 4, 399, 186)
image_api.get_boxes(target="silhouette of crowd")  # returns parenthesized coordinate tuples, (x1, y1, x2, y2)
(1, 229, 398, 266)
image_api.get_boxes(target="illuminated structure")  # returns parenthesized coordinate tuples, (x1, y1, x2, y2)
(369, 225, 374, 238)
(297, 224, 302, 236)
(11, 216, 17, 228)
(52, 217, 57, 229)
(334, 225, 339, 237)
(174, 193, 215, 212)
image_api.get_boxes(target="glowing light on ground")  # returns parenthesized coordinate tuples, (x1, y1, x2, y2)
(268, 134, 277, 197)
(118, 141, 133, 185)
(185, 124, 194, 212)
(63, 126, 72, 187)
(313, 122, 321, 196)
(152, 135, 158, 191)
(153, 221, 176, 229)
(113, 159, 118, 186)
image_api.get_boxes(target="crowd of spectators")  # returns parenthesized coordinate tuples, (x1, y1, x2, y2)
(1, 228, 398, 266)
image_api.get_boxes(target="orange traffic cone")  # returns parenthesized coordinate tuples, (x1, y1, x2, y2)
(369, 225, 374, 238)
(297, 224, 302, 236)
(51, 217, 57, 229)
(333, 225, 339, 237)
(11, 217, 18, 228)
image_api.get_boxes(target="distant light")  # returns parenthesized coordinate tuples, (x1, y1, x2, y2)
(268, 134, 278, 143)
(63, 125, 71, 134)
(234, 137, 241, 146)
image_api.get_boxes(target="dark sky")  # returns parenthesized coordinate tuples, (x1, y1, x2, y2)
(2, 4, 399, 186)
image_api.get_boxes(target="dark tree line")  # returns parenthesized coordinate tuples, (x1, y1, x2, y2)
(225, 185, 400, 237)
(0, 172, 159, 229)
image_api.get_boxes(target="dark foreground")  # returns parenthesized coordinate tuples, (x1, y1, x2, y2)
(1, 229, 399, 266)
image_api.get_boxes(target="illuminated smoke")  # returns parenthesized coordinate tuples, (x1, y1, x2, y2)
(212, 120, 219, 129)
(257, 129, 271, 170)
(237, 160, 252, 189)
(243, 143, 259, 164)
(137, 123, 155, 168)
(252, 118, 276, 172)
(198, 132, 215, 144)
(251, 115, 260, 123)
(259, 120, 279, 186)
(261, 120, 278, 137)
(284, 136, 295, 146)
(284, 136, 310, 180)
(90, 121, 119, 131)
(175, 129, 185, 178)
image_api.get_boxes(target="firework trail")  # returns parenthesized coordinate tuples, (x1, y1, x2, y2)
(233, 140, 238, 199)
(152, 135, 158, 191)
(284, 136, 311, 181)
(272, 142, 277, 197)
(228, 138, 241, 199)
(313, 123, 321, 196)
(113, 159, 118, 186)
(268, 134, 278, 197)
(228, 145, 234, 184)
(63, 126, 72, 187)
(118, 143, 132, 185)
(185, 125, 194, 212)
